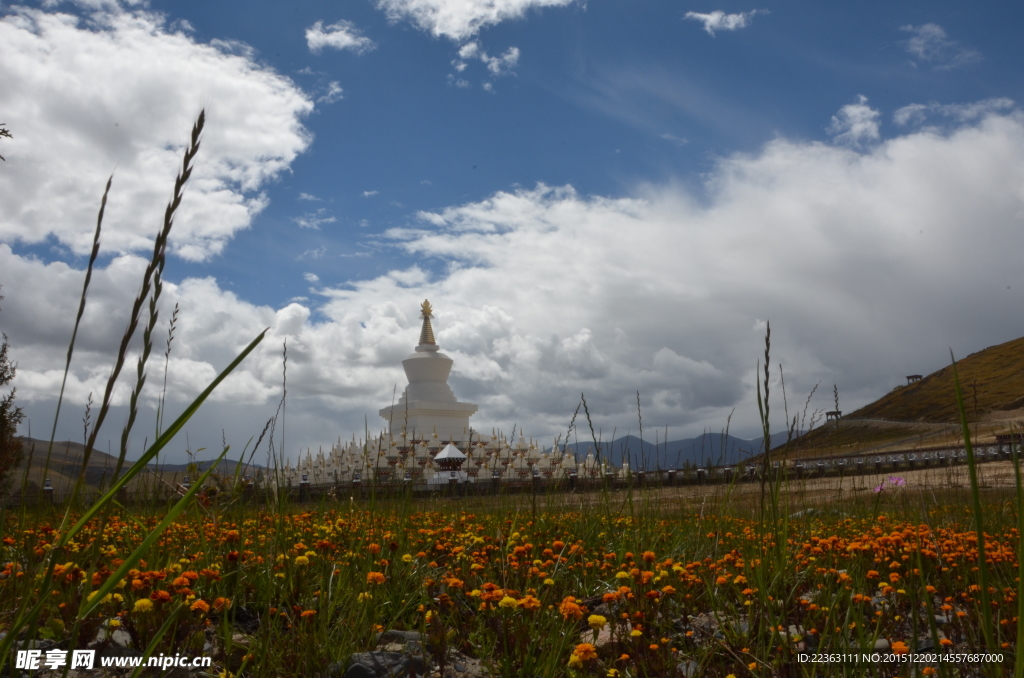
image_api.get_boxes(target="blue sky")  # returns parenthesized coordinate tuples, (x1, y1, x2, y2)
(2, 0, 1023, 463)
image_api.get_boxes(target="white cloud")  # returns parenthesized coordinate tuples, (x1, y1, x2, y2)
(362, 190, 379, 197)
(660, 132, 689, 145)
(376, 0, 574, 41)
(304, 272, 320, 283)
(0, 5, 313, 262)
(828, 94, 880, 146)
(306, 19, 376, 54)
(298, 192, 321, 201)
(684, 10, 762, 36)
(451, 42, 520, 84)
(6, 105, 1024, 462)
(447, 74, 470, 88)
(894, 98, 1015, 127)
(292, 208, 336, 230)
(901, 23, 980, 70)
(296, 246, 327, 260)
(317, 81, 344, 104)
(482, 46, 519, 75)
(458, 42, 481, 59)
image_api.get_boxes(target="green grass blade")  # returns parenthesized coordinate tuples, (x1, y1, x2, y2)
(0, 330, 265, 666)
(950, 351, 997, 661)
(57, 329, 266, 546)
(78, 444, 230, 620)
(129, 603, 184, 678)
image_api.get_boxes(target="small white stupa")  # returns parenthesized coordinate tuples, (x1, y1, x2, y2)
(429, 442, 469, 485)
(379, 300, 478, 441)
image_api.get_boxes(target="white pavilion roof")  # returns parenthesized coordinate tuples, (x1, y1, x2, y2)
(434, 443, 467, 461)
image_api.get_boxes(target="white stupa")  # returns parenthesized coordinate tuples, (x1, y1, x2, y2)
(379, 300, 478, 440)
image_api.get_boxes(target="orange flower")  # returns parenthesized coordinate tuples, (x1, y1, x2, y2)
(300, 609, 317, 618)
(212, 597, 231, 612)
(518, 595, 541, 611)
(150, 590, 171, 603)
(559, 596, 586, 620)
(190, 599, 210, 614)
(642, 551, 656, 563)
(573, 643, 598, 661)
(366, 571, 386, 585)
(891, 641, 910, 655)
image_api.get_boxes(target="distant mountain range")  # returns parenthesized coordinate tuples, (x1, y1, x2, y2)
(550, 431, 798, 469)
(10, 437, 263, 493)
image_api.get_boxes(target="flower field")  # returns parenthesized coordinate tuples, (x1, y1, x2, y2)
(2, 485, 1021, 677)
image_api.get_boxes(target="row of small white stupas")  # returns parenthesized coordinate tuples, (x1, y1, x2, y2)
(273, 300, 633, 487)
(274, 430, 631, 487)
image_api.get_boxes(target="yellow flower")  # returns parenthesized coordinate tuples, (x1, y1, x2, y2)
(630, 629, 643, 637)
(588, 614, 608, 631)
(133, 599, 154, 613)
(543, 578, 554, 586)
(357, 592, 373, 602)
(498, 596, 518, 609)
(294, 556, 310, 566)
(108, 619, 121, 628)
(402, 554, 414, 563)
(615, 571, 630, 579)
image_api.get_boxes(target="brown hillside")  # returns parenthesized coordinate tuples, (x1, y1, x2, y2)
(775, 335, 1024, 457)
(5, 438, 252, 499)
(848, 335, 1024, 423)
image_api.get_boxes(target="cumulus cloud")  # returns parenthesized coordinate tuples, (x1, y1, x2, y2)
(894, 98, 1015, 127)
(376, 0, 574, 42)
(292, 208, 336, 230)
(306, 19, 376, 54)
(451, 43, 520, 81)
(684, 10, 762, 36)
(0, 4, 313, 262)
(828, 95, 881, 146)
(6, 104, 1024, 462)
(901, 23, 980, 70)
(317, 81, 345, 104)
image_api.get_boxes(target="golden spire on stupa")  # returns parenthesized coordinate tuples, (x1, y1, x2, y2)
(418, 299, 436, 346)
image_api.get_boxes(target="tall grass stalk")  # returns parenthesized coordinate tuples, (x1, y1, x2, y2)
(39, 177, 109, 492)
(950, 351, 997, 662)
(1013, 422, 1024, 678)
(0, 111, 271, 671)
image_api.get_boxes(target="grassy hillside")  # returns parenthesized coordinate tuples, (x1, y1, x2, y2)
(774, 335, 1024, 457)
(847, 335, 1024, 423)
(7, 437, 257, 497)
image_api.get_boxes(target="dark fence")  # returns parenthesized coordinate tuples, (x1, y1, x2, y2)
(7, 437, 1024, 508)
